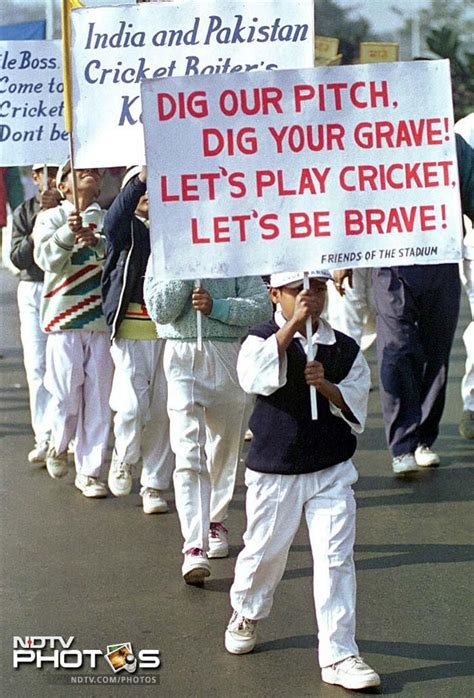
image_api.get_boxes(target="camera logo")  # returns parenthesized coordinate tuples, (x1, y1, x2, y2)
(105, 643, 138, 673)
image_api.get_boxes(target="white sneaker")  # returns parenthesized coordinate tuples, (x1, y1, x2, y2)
(415, 445, 440, 467)
(182, 548, 211, 585)
(321, 656, 381, 690)
(392, 453, 419, 474)
(208, 522, 229, 558)
(75, 474, 107, 498)
(108, 454, 133, 497)
(225, 611, 258, 654)
(141, 487, 168, 514)
(46, 448, 68, 479)
(28, 444, 48, 465)
(244, 429, 253, 441)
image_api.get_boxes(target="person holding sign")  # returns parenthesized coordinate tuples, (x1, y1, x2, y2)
(101, 166, 174, 513)
(144, 271, 271, 584)
(33, 162, 114, 498)
(10, 164, 62, 465)
(225, 271, 379, 692)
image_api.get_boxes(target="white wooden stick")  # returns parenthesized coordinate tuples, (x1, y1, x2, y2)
(42, 165, 48, 193)
(195, 278, 202, 351)
(303, 272, 318, 420)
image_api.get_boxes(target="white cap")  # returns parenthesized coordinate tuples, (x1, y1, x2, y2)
(55, 159, 72, 188)
(269, 270, 332, 288)
(32, 163, 60, 172)
(121, 165, 142, 190)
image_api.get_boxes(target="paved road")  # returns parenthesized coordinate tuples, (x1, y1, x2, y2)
(0, 266, 472, 697)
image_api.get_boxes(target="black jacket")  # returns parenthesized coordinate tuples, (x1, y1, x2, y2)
(10, 195, 44, 282)
(101, 175, 151, 340)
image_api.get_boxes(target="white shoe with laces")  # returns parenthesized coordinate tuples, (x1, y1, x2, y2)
(392, 453, 420, 474)
(46, 448, 68, 479)
(28, 444, 48, 465)
(141, 487, 168, 514)
(208, 522, 229, 558)
(321, 655, 381, 690)
(108, 453, 133, 496)
(415, 445, 440, 467)
(225, 611, 258, 654)
(182, 548, 211, 584)
(75, 474, 107, 498)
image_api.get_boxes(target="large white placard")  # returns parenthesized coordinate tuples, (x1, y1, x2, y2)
(71, 0, 315, 167)
(141, 60, 464, 279)
(0, 41, 68, 166)
(142, 61, 461, 279)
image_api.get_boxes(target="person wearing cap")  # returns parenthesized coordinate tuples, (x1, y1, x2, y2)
(224, 271, 380, 692)
(144, 265, 271, 584)
(101, 166, 174, 512)
(10, 164, 62, 464)
(32, 162, 114, 498)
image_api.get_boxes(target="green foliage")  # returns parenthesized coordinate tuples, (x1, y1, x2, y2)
(426, 26, 474, 119)
(399, 0, 474, 119)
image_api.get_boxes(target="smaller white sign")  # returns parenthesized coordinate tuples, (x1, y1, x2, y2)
(71, 0, 315, 167)
(0, 41, 68, 166)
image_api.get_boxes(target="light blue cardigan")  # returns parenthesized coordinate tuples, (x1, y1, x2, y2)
(144, 275, 272, 341)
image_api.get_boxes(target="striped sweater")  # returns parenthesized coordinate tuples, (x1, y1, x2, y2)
(33, 200, 107, 333)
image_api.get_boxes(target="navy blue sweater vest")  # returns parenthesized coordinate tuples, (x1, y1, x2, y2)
(246, 319, 360, 475)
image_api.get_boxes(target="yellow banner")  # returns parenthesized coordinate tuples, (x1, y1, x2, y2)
(315, 35, 339, 60)
(61, 0, 84, 133)
(359, 42, 399, 64)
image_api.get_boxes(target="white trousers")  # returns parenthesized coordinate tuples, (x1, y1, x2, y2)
(109, 338, 174, 489)
(44, 331, 113, 476)
(230, 461, 359, 668)
(461, 258, 474, 411)
(326, 268, 376, 351)
(164, 340, 252, 552)
(17, 280, 51, 448)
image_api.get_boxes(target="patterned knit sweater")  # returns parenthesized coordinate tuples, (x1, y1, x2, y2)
(33, 200, 107, 333)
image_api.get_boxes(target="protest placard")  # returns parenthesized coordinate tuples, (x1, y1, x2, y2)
(0, 41, 68, 166)
(70, 0, 315, 167)
(141, 60, 463, 280)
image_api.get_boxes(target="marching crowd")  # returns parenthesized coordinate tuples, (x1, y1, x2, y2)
(6, 112, 473, 691)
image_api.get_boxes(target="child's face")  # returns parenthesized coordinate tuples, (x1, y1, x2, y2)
(271, 278, 327, 325)
(135, 192, 149, 219)
(60, 168, 103, 199)
(32, 168, 59, 191)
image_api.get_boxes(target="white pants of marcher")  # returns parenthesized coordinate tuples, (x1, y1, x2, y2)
(17, 280, 51, 448)
(44, 331, 113, 477)
(461, 258, 474, 410)
(164, 340, 253, 553)
(326, 268, 376, 351)
(230, 461, 359, 668)
(109, 338, 174, 489)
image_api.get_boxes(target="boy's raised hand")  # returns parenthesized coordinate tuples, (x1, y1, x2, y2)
(67, 210, 83, 233)
(192, 286, 213, 315)
(40, 188, 61, 210)
(293, 289, 319, 325)
(68, 211, 98, 247)
(305, 360, 325, 388)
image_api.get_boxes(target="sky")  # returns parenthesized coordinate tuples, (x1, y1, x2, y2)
(1, 0, 432, 36)
(334, 0, 431, 33)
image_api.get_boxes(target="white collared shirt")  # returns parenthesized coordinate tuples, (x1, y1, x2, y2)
(237, 308, 370, 433)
